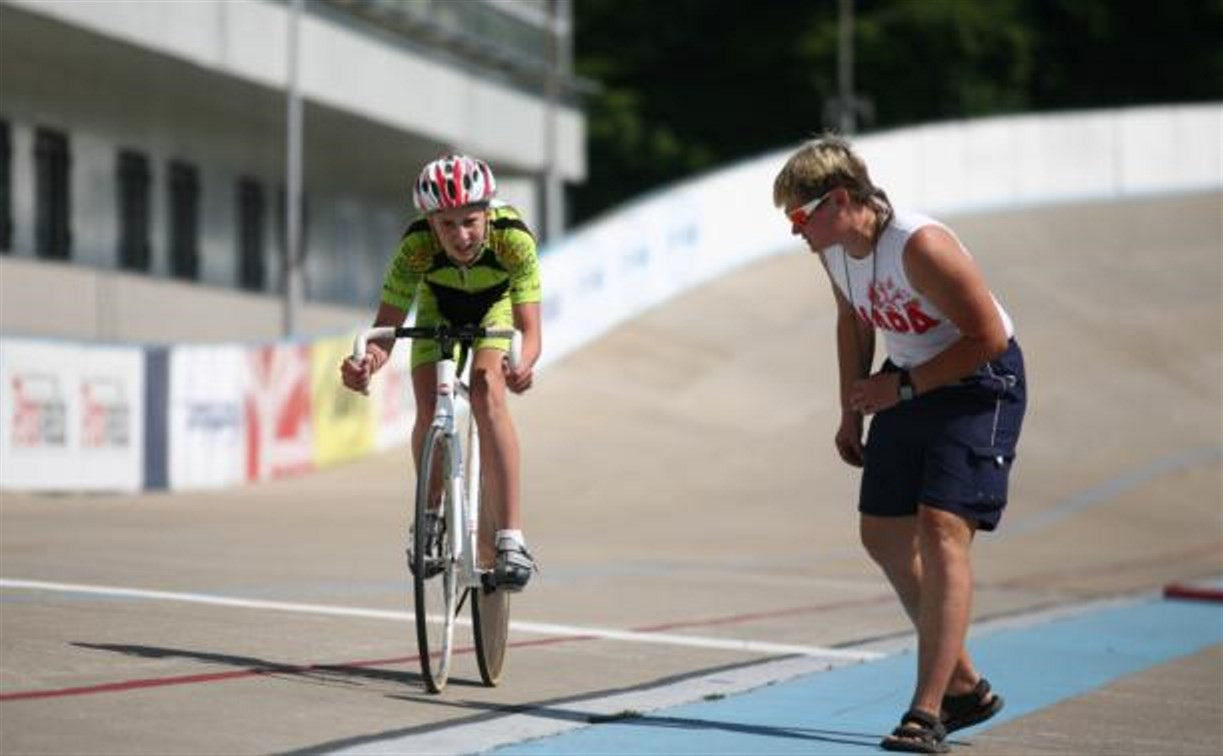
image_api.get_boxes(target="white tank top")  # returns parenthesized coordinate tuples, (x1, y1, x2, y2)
(821, 210, 1014, 368)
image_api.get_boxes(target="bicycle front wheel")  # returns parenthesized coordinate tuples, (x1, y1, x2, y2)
(413, 426, 458, 693)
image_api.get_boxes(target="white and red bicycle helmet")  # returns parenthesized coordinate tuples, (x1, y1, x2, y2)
(412, 154, 497, 214)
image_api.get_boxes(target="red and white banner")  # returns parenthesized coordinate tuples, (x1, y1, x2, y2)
(0, 338, 144, 492)
(245, 343, 313, 482)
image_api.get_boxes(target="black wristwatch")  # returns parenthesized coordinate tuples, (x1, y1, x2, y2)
(898, 369, 915, 402)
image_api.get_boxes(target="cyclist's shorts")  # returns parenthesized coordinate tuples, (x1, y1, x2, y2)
(859, 339, 1027, 531)
(410, 287, 514, 371)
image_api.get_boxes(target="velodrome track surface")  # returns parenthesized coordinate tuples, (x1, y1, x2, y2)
(1, 193, 1220, 754)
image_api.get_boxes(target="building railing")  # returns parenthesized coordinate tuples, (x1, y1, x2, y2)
(319, 0, 596, 101)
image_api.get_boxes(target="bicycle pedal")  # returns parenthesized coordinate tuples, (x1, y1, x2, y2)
(406, 549, 445, 579)
(480, 572, 500, 594)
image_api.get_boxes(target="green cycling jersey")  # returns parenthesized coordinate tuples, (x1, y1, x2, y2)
(381, 204, 541, 368)
(381, 204, 541, 314)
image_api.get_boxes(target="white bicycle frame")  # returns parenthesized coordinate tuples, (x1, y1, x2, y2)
(353, 325, 522, 592)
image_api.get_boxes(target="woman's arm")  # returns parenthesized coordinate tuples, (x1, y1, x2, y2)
(822, 256, 874, 467)
(845, 226, 1007, 415)
(902, 226, 1009, 396)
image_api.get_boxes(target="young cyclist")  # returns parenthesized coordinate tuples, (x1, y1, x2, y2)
(341, 154, 542, 591)
(774, 134, 1026, 754)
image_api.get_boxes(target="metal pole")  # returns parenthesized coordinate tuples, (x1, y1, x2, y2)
(284, 0, 304, 337)
(837, 0, 855, 134)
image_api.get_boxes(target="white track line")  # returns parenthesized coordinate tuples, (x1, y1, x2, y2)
(0, 578, 881, 661)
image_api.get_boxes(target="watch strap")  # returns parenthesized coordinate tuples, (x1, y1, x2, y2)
(898, 369, 915, 401)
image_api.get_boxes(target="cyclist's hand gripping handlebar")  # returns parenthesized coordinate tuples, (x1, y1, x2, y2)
(352, 327, 398, 364)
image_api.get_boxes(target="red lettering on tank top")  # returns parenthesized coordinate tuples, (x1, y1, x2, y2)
(905, 302, 941, 334)
(855, 277, 943, 334)
(885, 309, 911, 332)
(856, 303, 943, 334)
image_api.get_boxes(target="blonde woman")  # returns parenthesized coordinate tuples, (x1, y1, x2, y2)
(774, 135, 1026, 754)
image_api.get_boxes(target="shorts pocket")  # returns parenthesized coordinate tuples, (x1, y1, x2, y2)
(966, 445, 1015, 509)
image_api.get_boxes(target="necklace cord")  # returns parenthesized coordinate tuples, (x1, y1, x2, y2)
(841, 201, 889, 380)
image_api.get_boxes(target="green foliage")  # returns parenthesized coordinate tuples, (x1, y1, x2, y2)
(571, 0, 1223, 223)
(844, 0, 1035, 122)
(1024, 0, 1223, 108)
(571, 0, 828, 221)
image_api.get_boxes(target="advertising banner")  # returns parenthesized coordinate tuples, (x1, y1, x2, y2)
(168, 345, 247, 489)
(310, 335, 374, 467)
(0, 338, 144, 491)
(245, 343, 313, 481)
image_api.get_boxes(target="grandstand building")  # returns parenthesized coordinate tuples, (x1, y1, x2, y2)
(0, 0, 587, 342)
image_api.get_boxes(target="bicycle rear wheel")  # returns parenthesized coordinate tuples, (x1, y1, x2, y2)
(472, 483, 510, 686)
(413, 426, 458, 693)
(472, 586, 510, 686)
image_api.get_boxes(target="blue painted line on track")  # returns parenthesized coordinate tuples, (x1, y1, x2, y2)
(492, 597, 1222, 755)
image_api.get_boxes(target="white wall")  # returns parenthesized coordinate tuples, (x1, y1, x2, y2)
(537, 104, 1223, 367)
(0, 255, 368, 344)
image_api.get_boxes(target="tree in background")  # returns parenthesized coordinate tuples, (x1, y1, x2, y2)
(803, 0, 1035, 126)
(571, 0, 1223, 224)
(571, 0, 830, 222)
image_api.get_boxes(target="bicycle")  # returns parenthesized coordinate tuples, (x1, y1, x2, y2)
(352, 323, 522, 693)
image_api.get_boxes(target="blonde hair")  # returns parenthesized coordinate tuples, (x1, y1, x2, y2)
(773, 133, 892, 220)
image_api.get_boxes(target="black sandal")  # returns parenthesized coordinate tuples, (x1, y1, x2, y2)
(881, 708, 949, 754)
(942, 677, 1004, 733)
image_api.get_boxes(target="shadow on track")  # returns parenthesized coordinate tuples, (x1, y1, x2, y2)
(286, 655, 901, 754)
(70, 642, 472, 691)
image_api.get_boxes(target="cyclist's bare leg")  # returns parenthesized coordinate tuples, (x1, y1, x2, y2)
(411, 364, 441, 508)
(860, 514, 982, 699)
(469, 348, 520, 565)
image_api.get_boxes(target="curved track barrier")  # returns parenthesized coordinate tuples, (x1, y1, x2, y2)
(1, 104, 1219, 492)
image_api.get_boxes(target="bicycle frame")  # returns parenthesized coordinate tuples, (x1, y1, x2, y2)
(354, 324, 521, 591)
(353, 322, 522, 692)
(434, 352, 480, 591)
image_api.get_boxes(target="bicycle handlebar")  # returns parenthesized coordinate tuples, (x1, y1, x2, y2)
(352, 325, 523, 371)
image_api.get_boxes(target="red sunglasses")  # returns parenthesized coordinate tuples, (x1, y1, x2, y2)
(786, 191, 831, 227)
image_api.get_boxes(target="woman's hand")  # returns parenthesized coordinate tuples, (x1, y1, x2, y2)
(848, 371, 901, 416)
(835, 412, 866, 468)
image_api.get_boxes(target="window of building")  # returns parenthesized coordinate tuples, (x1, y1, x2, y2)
(117, 149, 151, 271)
(168, 160, 199, 280)
(0, 120, 11, 253)
(237, 177, 265, 291)
(34, 127, 71, 260)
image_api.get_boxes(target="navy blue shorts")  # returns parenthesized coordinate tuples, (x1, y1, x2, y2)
(859, 339, 1027, 531)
